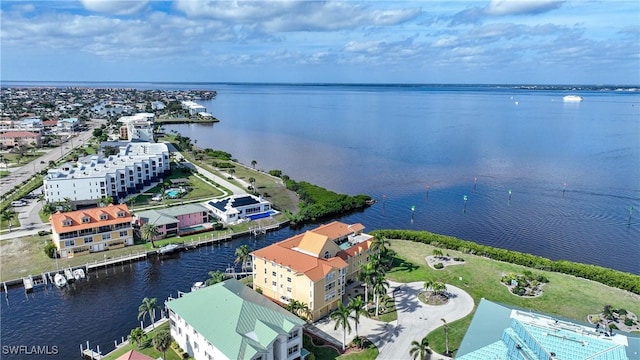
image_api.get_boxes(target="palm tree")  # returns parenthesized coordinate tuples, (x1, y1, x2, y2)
(206, 270, 228, 286)
(228, 168, 235, 177)
(138, 297, 161, 330)
(1, 209, 15, 231)
(431, 282, 447, 297)
(42, 202, 57, 217)
(128, 327, 146, 349)
(234, 245, 252, 270)
(48, 160, 57, 169)
(370, 234, 391, 261)
(153, 330, 172, 360)
(251, 160, 257, 169)
(348, 296, 368, 338)
(330, 302, 352, 351)
(432, 249, 444, 258)
(409, 336, 432, 360)
(248, 177, 256, 192)
(99, 195, 113, 207)
(140, 223, 160, 248)
(441, 318, 450, 355)
(60, 197, 73, 212)
(372, 274, 389, 317)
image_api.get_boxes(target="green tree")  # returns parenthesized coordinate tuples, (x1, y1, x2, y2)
(228, 168, 235, 177)
(206, 270, 228, 286)
(330, 302, 352, 351)
(286, 299, 311, 320)
(370, 234, 391, 262)
(234, 245, 253, 270)
(138, 297, 161, 330)
(140, 223, 160, 248)
(372, 274, 390, 317)
(128, 327, 146, 349)
(409, 336, 432, 360)
(441, 318, 450, 355)
(251, 160, 257, 169)
(99, 195, 113, 207)
(432, 249, 444, 257)
(1, 209, 15, 230)
(248, 177, 256, 192)
(348, 296, 368, 338)
(358, 261, 378, 304)
(44, 241, 57, 258)
(153, 330, 172, 360)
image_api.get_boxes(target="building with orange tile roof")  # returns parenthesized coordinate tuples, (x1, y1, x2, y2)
(115, 350, 154, 360)
(0, 131, 42, 148)
(49, 204, 133, 258)
(252, 221, 373, 320)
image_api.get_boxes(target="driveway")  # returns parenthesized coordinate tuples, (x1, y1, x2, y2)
(309, 281, 475, 359)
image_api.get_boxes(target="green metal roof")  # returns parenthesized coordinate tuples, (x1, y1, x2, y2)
(135, 204, 207, 226)
(166, 279, 305, 360)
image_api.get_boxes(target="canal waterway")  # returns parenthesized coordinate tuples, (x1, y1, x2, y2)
(1, 83, 638, 359)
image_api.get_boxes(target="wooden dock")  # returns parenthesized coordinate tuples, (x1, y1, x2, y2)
(86, 251, 149, 271)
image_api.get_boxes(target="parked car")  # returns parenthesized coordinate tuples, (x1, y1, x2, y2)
(11, 200, 27, 207)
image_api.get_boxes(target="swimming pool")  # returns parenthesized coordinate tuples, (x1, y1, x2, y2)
(246, 211, 275, 220)
(164, 188, 182, 198)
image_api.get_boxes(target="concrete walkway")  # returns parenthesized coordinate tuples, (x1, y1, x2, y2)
(309, 281, 475, 359)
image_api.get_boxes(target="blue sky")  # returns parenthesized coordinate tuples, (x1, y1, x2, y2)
(1, 0, 639, 84)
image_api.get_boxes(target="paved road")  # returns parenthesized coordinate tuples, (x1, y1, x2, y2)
(0, 119, 104, 193)
(309, 281, 475, 359)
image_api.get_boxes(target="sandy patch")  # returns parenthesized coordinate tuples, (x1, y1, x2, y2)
(425, 255, 465, 270)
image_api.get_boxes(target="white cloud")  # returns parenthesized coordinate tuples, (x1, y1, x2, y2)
(485, 0, 564, 16)
(79, 0, 148, 15)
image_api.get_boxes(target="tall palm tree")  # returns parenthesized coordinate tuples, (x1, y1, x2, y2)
(370, 234, 391, 261)
(248, 177, 256, 192)
(138, 297, 161, 330)
(140, 223, 160, 248)
(348, 296, 368, 338)
(372, 274, 389, 317)
(251, 160, 257, 169)
(1, 209, 15, 230)
(234, 245, 252, 270)
(228, 168, 236, 177)
(153, 330, 172, 360)
(330, 302, 352, 351)
(99, 195, 113, 207)
(409, 336, 432, 360)
(358, 262, 376, 304)
(441, 318, 450, 355)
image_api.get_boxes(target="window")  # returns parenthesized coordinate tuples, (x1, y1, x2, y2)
(288, 330, 299, 340)
(99, 213, 108, 221)
(117, 211, 125, 218)
(272, 271, 276, 277)
(81, 217, 90, 224)
(102, 233, 111, 241)
(64, 240, 75, 247)
(287, 345, 299, 356)
(272, 281, 276, 286)
(119, 231, 128, 237)
(62, 219, 72, 227)
(323, 250, 330, 259)
(287, 277, 292, 282)
(84, 236, 93, 243)
(286, 287, 292, 293)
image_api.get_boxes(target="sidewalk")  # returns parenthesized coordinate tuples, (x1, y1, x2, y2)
(311, 281, 475, 359)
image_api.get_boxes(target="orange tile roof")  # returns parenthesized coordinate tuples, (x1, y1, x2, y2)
(116, 350, 154, 360)
(0, 131, 40, 138)
(252, 221, 368, 281)
(50, 204, 132, 234)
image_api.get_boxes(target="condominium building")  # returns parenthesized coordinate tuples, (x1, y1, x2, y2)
(181, 101, 206, 115)
(0, 131, 42, 148)
(166, 279, 307, 360)
(44, 142, 170, 206)
(252, 221, 373, 320)
(118, 113, 155, 142)
(49, 204, 133, 258)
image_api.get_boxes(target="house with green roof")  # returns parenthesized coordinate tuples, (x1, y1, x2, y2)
(166, 279, 308, 360)
(134, 203, 209, 239)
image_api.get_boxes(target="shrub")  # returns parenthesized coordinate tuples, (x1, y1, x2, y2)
(306, 353, 316, 360)
(38, 230, 50, 236)
(617, 309, 628, 316)
(44, 242, 57, 258)
(624, 318, 634, 327)
(255, 287, 263, 294)
(609, 324, 618, 330)
(433, 263, 444, 269)
(453, 257, 465, 262)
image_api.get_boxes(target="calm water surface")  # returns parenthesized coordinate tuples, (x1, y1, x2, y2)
(1, 84, 639, 359)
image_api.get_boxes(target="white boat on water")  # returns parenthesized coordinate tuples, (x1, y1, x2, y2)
(158, 243, 180, 254)
(64, 269, 75, 283)
(54, 273, 67, 288)
(73, 268, 86, 280)
(191, 281, 206, 292)
(563, 95, 583, 102)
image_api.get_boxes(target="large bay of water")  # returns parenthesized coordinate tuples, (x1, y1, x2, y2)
(1, 84, 639, 359)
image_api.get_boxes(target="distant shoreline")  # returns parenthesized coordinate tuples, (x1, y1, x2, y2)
(156, 117, 219, 124)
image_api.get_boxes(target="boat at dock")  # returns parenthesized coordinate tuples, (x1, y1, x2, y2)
(157, 243, 181, 255)
(191, 281, 206, 292)
(64, 269, 75, 283)
(563, 95, 583, 102)
(73, 268, 86, 280)
(54, 273, 67, 288)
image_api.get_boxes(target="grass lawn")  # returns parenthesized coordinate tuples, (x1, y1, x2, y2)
(0, 170, 9, 177)
(103, 322, 189, 360)
(386, 239, 640, 356)
(303, 334, 340, 359)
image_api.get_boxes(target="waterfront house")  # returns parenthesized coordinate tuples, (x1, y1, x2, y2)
(205, 194, 273, 224)
(456, 299, 638, 360)
(134, 203, 209, 239)
(181, 100, 206, 115)
(252, 221, 373, 320)
(166, 279, 307, 360)
(49, 204, 134, 258)
(44, 142, 170, 206)
(57, 117, 79, 132)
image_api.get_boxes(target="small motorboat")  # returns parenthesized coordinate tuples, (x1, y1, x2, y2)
(158, 243, 180, 255)
(191, 281, 206, 292)
(563, 95, 583, 102)
(64, 269, 75, 283)
(54, 273, 67, 288)
(73, 268, 86, 280)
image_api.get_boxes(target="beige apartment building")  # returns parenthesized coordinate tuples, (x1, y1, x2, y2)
(252, 221, 373, 320)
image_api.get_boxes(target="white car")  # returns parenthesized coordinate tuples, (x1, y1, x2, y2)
(11, 200, 27, 207)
